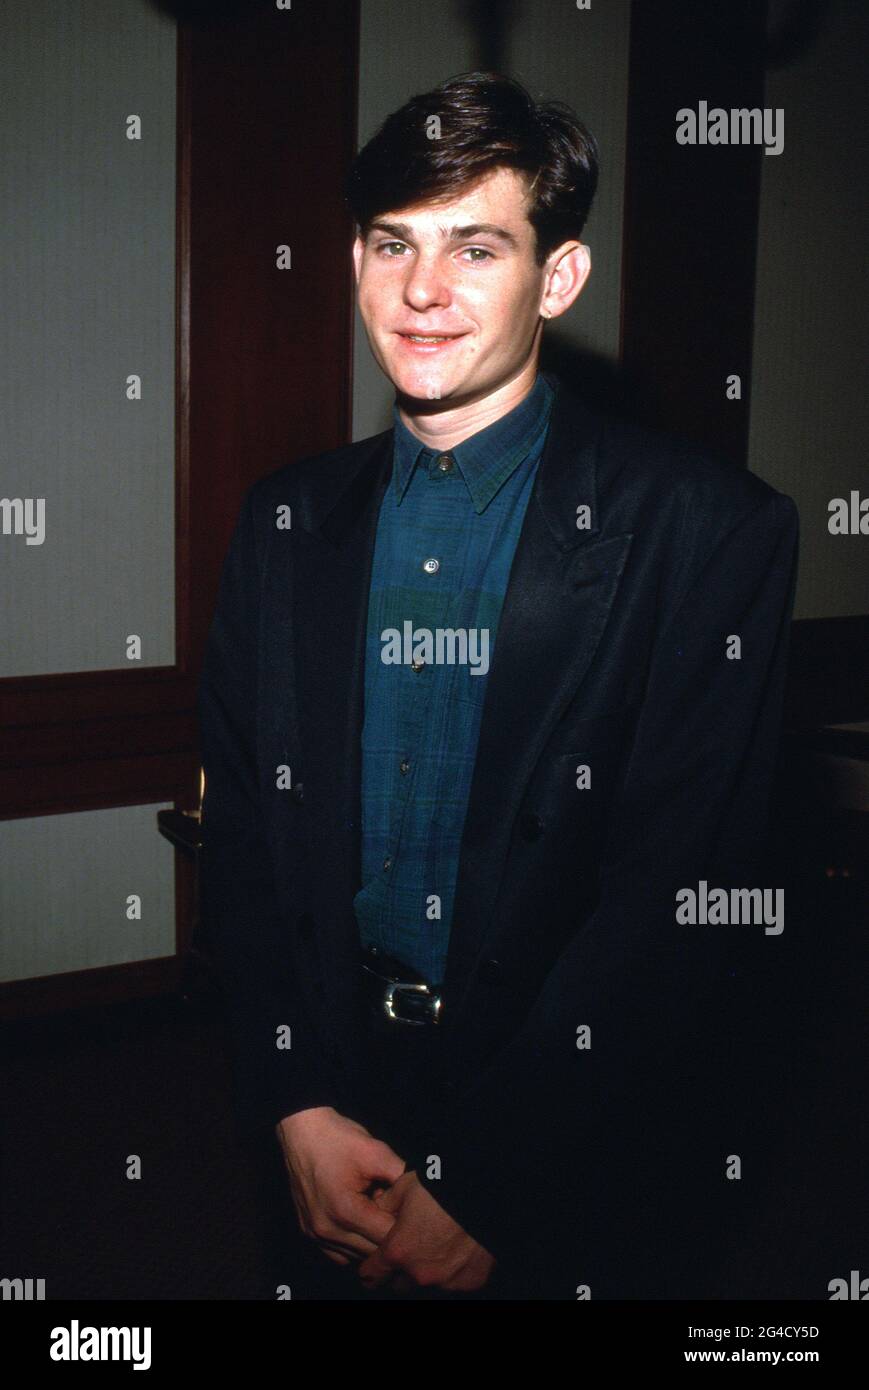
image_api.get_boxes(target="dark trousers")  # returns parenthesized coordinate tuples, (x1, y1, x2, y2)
(246, 1006, 770, 1301)
(249, 1010, 512, 1301)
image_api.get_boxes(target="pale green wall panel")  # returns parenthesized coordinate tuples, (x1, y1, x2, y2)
(0, 804, 175, 983)
(0, 0, 176, 675)
(748, 0, 869, 619)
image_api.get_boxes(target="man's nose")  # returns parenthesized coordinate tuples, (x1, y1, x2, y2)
(403, 254, 452, 312)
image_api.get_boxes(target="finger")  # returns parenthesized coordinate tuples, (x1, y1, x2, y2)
(365, 1142, 407, 1186)
(358, 1247, 398, 1288)
(316, 1235, 362, 1263)
(338, 1191, 399, 1246)
(315, 1224, 382, 1260)
(389, 1270, 418, 1294)
(320, 1247, 352, 1266)
(370, 1182, 404, 1215)
(364, 1182, 389, 1201)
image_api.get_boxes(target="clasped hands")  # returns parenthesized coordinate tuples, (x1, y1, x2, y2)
(276, 1106, 496, 1293)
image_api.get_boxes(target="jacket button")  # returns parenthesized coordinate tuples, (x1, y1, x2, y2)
(519, 811, 544, 841)
(481, 958, 502, 982)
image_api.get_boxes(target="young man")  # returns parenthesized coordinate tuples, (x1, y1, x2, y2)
(198, 73, 799, 1300)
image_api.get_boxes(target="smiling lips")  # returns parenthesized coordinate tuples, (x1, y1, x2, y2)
(395, 330, 467, 352)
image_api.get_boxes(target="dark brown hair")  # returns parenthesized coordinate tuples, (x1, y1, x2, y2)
(345, 72, 599, 265)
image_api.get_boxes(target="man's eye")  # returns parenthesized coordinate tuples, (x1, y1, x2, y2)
(378, 241, 408, 256)
(461, 247, 494, 262)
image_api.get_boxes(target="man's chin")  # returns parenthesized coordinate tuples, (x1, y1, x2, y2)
(395, 388, 457, 414)
(389, 372, 475, 411)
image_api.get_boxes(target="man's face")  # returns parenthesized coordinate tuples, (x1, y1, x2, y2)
(353, 166, 552, 409)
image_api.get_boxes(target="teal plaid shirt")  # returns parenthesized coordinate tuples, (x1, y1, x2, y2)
(353, 373, 555, 983)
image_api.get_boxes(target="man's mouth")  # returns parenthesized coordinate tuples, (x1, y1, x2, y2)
(394, 331, 467, 351)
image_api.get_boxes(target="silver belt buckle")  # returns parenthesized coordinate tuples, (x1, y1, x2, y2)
(383, 979, 443, 1026)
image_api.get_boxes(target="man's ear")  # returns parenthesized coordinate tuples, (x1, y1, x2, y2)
(352, 233, 365, 284)
(540, 242, 591, 321)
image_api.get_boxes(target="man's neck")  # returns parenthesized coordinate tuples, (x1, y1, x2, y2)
(396, 356, 541, 452)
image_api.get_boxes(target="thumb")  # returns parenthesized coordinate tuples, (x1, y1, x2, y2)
(342, 1189, 398, 1245)
(364, 1139, 406, 1186)
(372, 1181, 404, 1216)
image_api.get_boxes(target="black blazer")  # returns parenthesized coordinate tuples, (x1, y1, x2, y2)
(198, 371, 799, 1298)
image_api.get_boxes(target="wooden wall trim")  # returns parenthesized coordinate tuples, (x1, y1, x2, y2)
(0, 957, 183, 1023)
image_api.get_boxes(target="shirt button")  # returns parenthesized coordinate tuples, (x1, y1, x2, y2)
(436, 453, 455, 473)
(383, 856, 392, 871)
(410, 658, 425, 672)
(422, 557, 440, 574)
(399, 759, 410, 775)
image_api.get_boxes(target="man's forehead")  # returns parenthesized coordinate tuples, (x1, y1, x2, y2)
(377, 167, 534, 233)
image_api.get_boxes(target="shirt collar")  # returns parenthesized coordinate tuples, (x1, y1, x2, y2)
(391, 372, 554, 514)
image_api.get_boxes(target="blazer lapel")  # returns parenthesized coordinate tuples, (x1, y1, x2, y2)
(289, 431, 392, 975)
(442, 379, 634, 1003)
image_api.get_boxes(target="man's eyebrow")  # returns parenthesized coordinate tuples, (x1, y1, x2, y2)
(367, 219, 520, 249)
(444, 223, 520, 248)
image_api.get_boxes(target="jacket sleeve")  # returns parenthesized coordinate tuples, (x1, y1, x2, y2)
(197, 484, 344, 1136)
(407, 489, 800, 1287)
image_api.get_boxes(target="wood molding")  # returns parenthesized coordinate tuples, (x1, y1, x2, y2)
(0, 957, 183, 1022)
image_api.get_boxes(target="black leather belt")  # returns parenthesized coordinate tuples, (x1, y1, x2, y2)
(359, 944, 444, 1026)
